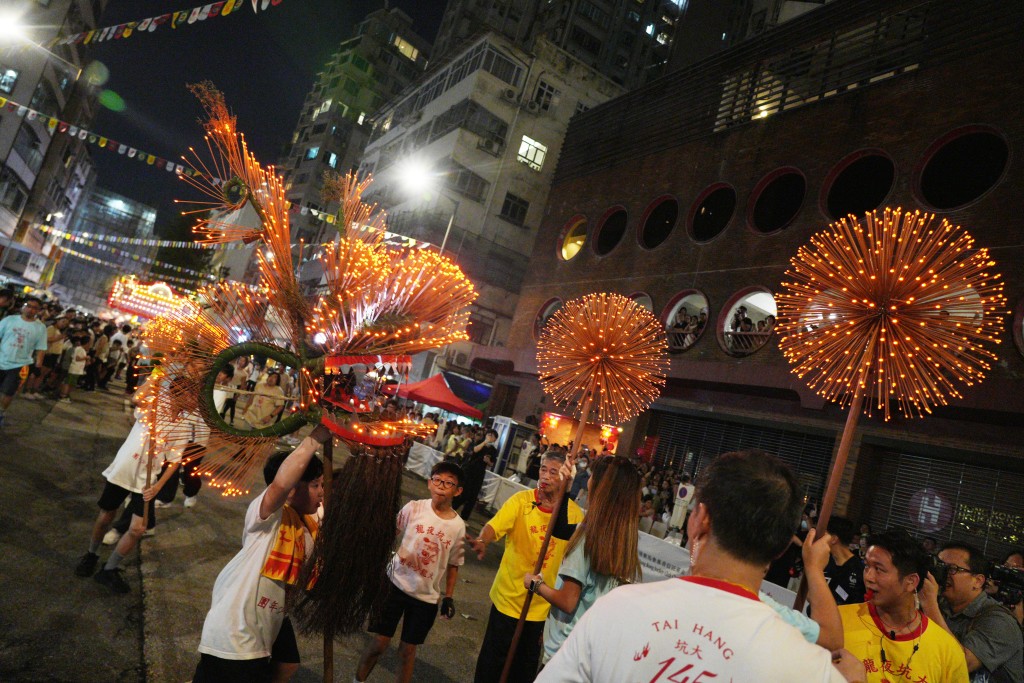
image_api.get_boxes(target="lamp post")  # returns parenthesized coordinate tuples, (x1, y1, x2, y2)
(396, 158, 460, 255)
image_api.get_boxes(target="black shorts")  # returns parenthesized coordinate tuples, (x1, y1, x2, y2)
(271, 617, 299, 664)
(42, 353, 60, 369)
(97, 481, 156, 530)
(192, 653, 270, 683)
(368, 581, 439, 645)
(0, 367, 24, 396)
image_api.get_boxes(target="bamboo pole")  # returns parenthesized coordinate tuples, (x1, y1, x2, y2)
(322, 435, 334, 683)
(793, 386, 864, 611)
(499, 387, 594, 683)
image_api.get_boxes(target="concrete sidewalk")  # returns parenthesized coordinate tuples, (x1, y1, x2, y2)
(0, 383, 504, 682)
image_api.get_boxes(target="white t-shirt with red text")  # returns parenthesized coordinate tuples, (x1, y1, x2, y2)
(388, 499, 466, 604)
(538, 576, 847, 683)
(101, 410, 184, 493)
(198, 489, 312, 660)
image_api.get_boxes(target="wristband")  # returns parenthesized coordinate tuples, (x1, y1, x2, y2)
(529, 577, 544, 594)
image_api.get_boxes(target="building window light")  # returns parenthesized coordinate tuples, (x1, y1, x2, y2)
(305, 146, 320, 160)
(645, 23, 655, 36)
(393, 35, 419, 62)
(517, 136, 547, 172)
(326, 152, 338, 168)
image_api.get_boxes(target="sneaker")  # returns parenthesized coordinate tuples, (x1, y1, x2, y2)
(75, 552, 99, 577)
(183, 495, 197, 509)
(154, 500, 171, 508)
(22, 392, 39, 401)
(59, 397, 71, 404)
(102, 529, 122, 545)
(94, 567, 130, 594)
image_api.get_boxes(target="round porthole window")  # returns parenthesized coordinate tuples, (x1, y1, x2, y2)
(639, 196, 678, 249)
(750, 169, 805, 234)
(824, 152, 895, 220)
(534, 298, 563, 339)
(661, 291, 710, 353)
(559, 216, 587, 261)
(718, 288, 777, 357)
(918, 127, 1009, 210)
(594, 207, 628, 256)
(689, 184, 736, 243)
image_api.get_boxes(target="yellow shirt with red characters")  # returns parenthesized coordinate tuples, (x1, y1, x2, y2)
(486, 489, 584, 622)
(839, 601, 968, 683)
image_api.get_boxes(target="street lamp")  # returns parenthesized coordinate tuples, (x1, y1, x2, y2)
(396, 158, 459, 255)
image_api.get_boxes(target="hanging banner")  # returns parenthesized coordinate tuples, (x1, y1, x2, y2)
(50, 0, 285, 48)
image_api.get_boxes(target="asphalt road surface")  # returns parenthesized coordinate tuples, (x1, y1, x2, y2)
(0, 380, 507, 682)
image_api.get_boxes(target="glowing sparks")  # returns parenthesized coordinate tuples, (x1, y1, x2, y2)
(537, 292, 669, 424)
(776, 207, 1006, 421)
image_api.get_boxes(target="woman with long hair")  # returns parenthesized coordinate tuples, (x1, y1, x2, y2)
(523, 456, 642, 666)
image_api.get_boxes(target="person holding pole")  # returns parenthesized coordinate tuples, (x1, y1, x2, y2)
(467, 450, 584, 682)
(73, 378, 189, 593)
(191, 424, 331, 683)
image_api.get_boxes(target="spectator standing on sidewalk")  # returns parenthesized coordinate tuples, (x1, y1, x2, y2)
(0, 296, 47, 427)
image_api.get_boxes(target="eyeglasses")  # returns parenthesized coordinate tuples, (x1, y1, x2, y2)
(429, 477, 458, 490)
(946, 564, 975, 577)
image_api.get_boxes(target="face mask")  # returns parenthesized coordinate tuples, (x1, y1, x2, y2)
(578, 462, 587, 470)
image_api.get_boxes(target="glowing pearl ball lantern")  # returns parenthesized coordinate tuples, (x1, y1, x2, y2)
(775, 207, 1007, 535)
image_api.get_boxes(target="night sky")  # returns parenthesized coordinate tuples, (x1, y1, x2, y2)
(86, 0, 442, 232)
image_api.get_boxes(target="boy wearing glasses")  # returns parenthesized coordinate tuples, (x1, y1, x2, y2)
(354, 462, 467, 683)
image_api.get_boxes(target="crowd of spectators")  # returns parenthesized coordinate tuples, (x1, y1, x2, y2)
(724, 304, 776, 352)
(0, 287, 144, 423)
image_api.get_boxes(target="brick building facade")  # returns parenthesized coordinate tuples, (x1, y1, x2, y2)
(495, 0, 1024, 556)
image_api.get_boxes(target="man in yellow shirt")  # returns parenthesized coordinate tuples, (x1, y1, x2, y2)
(839, 528, 969, 683)
(467, 450, 583, 682)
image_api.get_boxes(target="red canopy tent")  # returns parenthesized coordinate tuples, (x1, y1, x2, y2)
(383, 373, 483, 419)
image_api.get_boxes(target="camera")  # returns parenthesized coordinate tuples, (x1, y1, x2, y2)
(928, 555, 949, 588)
(989, 564, 1024, 607)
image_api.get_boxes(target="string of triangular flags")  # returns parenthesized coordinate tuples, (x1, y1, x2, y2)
(59, 246, 200, 293)
(0, 95, 213, 180)
(51, 232, 217, 280)
(34, 223, 248, 250)
(50, 0, 287, 48)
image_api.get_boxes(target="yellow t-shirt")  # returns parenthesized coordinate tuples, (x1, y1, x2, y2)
(839, 601, 969, 683)
(486, 489, 584, 622)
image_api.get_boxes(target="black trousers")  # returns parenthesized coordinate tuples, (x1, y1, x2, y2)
(473, 604, 544, 683)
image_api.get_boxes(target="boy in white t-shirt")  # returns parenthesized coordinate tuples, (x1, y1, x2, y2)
(192, 424, 331, 683)
(73, 378, 190, 593)
(355, 461, 468, 683)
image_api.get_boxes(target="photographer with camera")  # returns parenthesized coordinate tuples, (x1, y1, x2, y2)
(921, 542, 1023, 683)
(989, 552, 1024, 629)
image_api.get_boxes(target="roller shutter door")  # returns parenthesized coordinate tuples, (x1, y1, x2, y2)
(653, 411, 835, 501)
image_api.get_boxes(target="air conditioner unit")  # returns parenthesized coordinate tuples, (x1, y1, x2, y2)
(501, 87, 517, 102)
(479, 138, 501, 155)
(525, 100, 541, 114)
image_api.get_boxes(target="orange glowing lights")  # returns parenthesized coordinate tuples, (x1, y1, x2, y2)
(776, 207, 1006, 420)
(537, 292, 669, 424)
